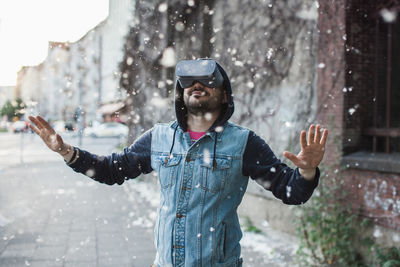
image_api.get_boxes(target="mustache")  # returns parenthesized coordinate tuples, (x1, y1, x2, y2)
(189, 87, 208, 96)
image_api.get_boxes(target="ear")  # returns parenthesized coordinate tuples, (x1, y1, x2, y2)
(222, 90, 228, 104)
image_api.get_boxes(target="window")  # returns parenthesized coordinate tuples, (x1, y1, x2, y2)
(343, 0, 400, 173)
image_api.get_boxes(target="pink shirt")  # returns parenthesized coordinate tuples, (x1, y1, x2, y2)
(188, 130, 206, 143)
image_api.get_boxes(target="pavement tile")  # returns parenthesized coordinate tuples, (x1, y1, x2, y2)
(48, 216, 72, 226)
(97, 242, 129, 252)
(64, 261, 96, 267)
(68, 237, 96, 250)
(0, 239, 8, 254)
(29, 259, 64, 267)
(98, 256, 131, 267)
(32, 245, 66, 261)
(70, 223, 94, 232)
(44, 225, 70, 235)
(1, 242, 36, 258)
(98, 248, 129, 259)
(36, 234, 68, 246)
(0, 257, 31, 267)
(65, 246, 96, 262)
(96, 223, 123, 233)
(1, 248, 35, 258)
(7, 233, 38, 244)
(132, 256, 156, 267)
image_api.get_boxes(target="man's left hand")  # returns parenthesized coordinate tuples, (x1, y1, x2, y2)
(283, 124, 328, 181)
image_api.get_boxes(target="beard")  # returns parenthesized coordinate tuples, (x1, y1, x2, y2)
(184, 90, 224, 115)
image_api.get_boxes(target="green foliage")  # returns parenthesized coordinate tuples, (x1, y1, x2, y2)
(116, 142, 127, 152)
(375, 246, 400, 267)
(295, 168, 373, 266)
(242, 216, 262, 233)
(0, 98, 26, 121)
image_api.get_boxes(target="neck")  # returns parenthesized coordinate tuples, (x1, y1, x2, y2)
(187, 110, 220, 132)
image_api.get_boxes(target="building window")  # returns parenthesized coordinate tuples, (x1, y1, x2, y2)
(343, 0, 400, 173)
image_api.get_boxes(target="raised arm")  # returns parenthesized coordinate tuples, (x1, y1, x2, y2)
(66, 129, 153, 185)
(28, 115, 153, 185)
(242, 124, 327, 205)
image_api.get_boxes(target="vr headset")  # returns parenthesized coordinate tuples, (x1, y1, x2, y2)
(175, 58, 224, 89)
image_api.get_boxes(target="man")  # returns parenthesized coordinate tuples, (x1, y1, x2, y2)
(29, 58, 328, 267)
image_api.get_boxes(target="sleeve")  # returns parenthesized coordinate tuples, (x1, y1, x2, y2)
(242, 130, 320, 205)
(66, 128, 153, 185)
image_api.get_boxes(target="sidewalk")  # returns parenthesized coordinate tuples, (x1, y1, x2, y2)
(0, 158, 298, 267)
(0, 161, 156, 267)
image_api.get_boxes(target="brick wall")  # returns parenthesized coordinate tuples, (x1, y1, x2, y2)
(318, 0, 400, 230)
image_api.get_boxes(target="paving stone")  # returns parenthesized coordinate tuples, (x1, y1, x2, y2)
(44, 225, 70, 235)
(70, 222, 94, 232)
(7, 232, 38, 244)
(65, 246, 96, 262)
(64, 261, 96, 267)
(68, 234, 96, 250)
(98, 255, 132, 267)
(32, 245, 66, 261)
(36, 234, 68, 246)
(29, 259, 64, 267)
(0, 239, 8, 254)
(1, 243, 36, 258)
(97, 248, 129, 259)
(1, 248, 35, 258)
(0, 257, 31, 266)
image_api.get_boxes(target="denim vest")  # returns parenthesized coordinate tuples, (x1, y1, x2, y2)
(151, 121, 250, 267)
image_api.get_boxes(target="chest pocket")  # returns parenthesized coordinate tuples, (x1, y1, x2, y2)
(200, 157, 231, 194)
(156, 155, 181, 189)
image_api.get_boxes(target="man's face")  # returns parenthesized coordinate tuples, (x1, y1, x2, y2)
(183, 82, 227, 115)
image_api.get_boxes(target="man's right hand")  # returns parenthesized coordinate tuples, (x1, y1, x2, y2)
(28, 115, 70, 155)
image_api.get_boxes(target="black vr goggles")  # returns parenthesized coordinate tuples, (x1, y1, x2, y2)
(175, 58, 224, 89)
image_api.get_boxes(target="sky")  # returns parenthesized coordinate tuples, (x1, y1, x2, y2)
(0, 0, 109, 86)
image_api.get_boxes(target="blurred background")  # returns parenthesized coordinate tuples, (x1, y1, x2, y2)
(0, 0, 400, 266)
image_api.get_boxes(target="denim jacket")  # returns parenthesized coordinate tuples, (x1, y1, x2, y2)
(151, 121, 249, 266)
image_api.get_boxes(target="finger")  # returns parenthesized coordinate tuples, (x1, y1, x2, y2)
(314, 124, 321, 143)
(283, 151, 302, 166)
(320, 129, 328, 146)
(300, 130, 307, 150)
(36, 116, 53, 131)
(308, 124, 315, 145)
(56, 133, 64, 145)
(28, 123, 40, 135)
(29, 116, 44, 130)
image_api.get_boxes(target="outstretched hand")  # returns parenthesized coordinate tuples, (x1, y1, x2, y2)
(28, 115, 68, 154)
(283, 124, 328, 180)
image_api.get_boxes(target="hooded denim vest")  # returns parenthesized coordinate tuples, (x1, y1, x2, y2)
(151, 121, 250, 267)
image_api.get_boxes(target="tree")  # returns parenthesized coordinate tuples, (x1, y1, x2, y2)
(0, 98, 26, 121)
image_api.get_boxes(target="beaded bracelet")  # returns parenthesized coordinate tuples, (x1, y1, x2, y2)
(60, 145, 72, 156)
(67, 147, 77, 164)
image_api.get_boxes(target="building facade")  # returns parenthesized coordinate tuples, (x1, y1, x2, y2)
(15, 0, 133, 124)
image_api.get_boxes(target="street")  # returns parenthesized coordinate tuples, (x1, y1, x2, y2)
(0, 132, 297, 267)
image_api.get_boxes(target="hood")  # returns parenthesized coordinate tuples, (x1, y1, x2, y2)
(174, 61, 234, 132)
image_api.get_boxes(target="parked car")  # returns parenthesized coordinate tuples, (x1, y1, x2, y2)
(83, 122, 128, 138)
(52, 120, 76, 133)
(11, 120, 28, 133)
(53, 121, 66, 133)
